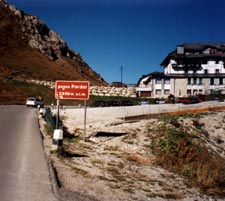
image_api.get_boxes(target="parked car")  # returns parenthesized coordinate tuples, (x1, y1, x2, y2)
(179, 97, 199, 104)
(140, 101, 149, 105)
(110, 82, 127, 88)
(35, 98, 44, 107)
(26, 97, 44, 108)
(154, 98, 166, 104)
(212, 95, 224, 102)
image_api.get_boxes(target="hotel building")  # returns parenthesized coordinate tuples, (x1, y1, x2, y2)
(136, 43, 225, 98)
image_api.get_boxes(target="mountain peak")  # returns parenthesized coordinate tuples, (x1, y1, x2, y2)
(0, 2, 107, 85)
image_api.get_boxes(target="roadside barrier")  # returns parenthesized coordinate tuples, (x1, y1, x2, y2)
(39, 107, 46, 116)
(52, 129, 63, 151)
(44, 108, 64, 150)
(168, 105, 225, 116)
(44, 107, 56, 129)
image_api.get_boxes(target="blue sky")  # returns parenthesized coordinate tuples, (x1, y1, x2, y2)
(7, 0, 225, 84)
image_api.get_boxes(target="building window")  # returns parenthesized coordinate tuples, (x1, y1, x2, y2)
(219, 78, 223, 85)
(215, 69, 220, 74)
(164, 78, 170, 84)
(193, 90, 197, 95)
(156, 90, 161, 95)
(164, 90, 170, 95)
(187, 90, 191, 96)
(193, 70, 197, 74)
(187, 78, 192, 85)
(204, 69, 208, 74)
(215, 78, 220, 85)
(155, 78, 161, 84)
(210, 78, 214, 85)
(193, 78, 197, 85)
(199, 78, 203, 85)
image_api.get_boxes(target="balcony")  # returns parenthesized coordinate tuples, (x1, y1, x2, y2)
(136, 86, 152, 92)
(187, 85, 204, 90)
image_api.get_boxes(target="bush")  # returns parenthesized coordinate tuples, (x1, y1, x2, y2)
(151, 123, 225, 196)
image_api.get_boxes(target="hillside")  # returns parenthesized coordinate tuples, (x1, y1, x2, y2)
(0, 1, 107, 86)
(40, 107, 225, 200)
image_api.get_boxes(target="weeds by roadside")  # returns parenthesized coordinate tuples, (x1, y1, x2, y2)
(151, 114, 225, 197)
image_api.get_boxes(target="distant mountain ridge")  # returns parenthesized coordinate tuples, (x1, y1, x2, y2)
(0, 1, 107, 85)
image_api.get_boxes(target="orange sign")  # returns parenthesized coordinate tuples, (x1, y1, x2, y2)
(55, 81, 90, 100)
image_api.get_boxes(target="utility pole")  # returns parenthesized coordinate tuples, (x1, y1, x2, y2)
(119, 66, 123, 84)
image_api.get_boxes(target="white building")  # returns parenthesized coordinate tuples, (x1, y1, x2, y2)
(136, 43, 225, 98)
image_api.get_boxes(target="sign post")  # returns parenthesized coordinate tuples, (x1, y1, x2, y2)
(55, 80, 90, 142)
(83, 100, 87, 141)
(55, 80, 90, 100)
(56, 99, 60, 129)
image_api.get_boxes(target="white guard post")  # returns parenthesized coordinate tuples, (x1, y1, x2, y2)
(52, 129, 63, 151)
(39, 108, 46, 116)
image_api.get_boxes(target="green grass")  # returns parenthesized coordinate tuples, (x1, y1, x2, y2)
(0, 79, 155, 106)
(0, 79, 55, 105)
(88, 95, 155, 106)
(150, 121, 225, 197)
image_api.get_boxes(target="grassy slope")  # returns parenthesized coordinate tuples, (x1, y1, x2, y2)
(0, 80, 55, 105)
(151, 114, 225, 197)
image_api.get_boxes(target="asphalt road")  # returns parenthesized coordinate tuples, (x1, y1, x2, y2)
(0, 105, 57, 201)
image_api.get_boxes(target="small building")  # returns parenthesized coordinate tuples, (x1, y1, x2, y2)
(136, 72, 167, 98)
(136, 43, 225, 98)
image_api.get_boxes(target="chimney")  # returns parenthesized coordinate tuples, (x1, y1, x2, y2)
(177, 45, 184, 54)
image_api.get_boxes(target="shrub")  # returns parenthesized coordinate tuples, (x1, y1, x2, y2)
(151, 124, 225, 196)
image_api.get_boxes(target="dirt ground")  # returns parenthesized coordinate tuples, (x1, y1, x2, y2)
(39, 106, 225, 201)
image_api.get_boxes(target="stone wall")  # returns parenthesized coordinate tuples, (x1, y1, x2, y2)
(25, 79, 137, 97)
(90, 86, 136, 97)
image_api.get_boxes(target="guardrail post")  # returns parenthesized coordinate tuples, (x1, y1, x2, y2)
(52, 129, 63, 151)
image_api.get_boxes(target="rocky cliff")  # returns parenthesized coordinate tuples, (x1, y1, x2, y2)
(0, 1, 107, 86)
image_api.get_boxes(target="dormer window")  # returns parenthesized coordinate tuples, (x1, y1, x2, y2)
(143, 80, 150, 85)
(203, 48, 210, 54)
(204, 69, 208, 74)
(215, 69, 220, 74)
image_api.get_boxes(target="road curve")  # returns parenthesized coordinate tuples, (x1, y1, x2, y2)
(0, 105, 57, 201)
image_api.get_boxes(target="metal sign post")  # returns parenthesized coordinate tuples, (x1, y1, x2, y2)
(83, 100, 87, 141)
(55, 80, 90, 142)
(56, 99, 60, 129)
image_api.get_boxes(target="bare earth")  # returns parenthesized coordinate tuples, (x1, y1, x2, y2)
(39, 104, 225, 201)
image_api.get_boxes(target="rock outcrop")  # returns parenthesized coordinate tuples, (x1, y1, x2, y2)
(0, 1, 107, 86)
(6, 3, 81, 62)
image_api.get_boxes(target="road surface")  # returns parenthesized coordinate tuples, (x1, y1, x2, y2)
(0, 105, 57, 201)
